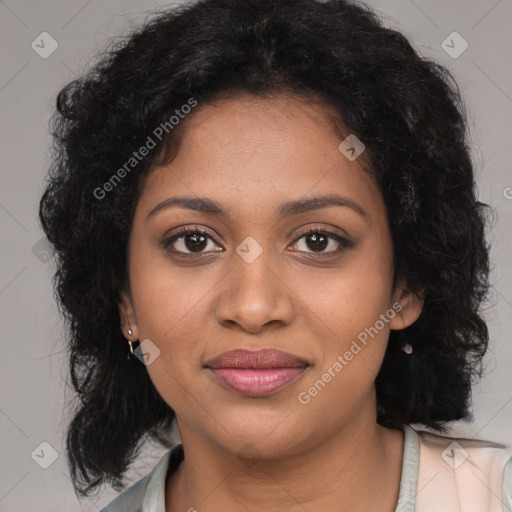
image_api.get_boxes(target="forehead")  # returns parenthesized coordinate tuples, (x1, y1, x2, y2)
(137, 94, 384, 224)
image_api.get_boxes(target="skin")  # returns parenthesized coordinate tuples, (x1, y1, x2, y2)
(118, 93, 423, 512)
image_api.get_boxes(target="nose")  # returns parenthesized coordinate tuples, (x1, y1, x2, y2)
(214, 246, 294, 334)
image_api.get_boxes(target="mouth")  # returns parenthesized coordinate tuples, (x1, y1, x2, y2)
(204, 348, 310, 397)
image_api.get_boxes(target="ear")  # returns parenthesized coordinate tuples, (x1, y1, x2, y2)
(389, 273, 424, 331)
(118, 287, 139, 341)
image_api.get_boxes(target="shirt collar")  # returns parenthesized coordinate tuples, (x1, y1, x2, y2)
(142, 443, 184, 512)
(140, 424, 419, 512)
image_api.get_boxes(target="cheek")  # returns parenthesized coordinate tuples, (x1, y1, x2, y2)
(127, 251, 214, 398)
(294, 246, 393, 383)
(296, 308, 392, 417)
(297, 253, 393, 338)
(135, 325, 206, 419)
(129, 241, 215, 337)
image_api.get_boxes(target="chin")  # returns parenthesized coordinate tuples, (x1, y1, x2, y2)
(209, 416, 307, 459)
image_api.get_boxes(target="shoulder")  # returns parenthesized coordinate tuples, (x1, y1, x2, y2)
(413, 426, 512, 512)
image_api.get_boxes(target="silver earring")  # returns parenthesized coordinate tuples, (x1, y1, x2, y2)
(127, 328, 138, 359)
(127, 340, 138, 359)
(401, 343, 413, 355)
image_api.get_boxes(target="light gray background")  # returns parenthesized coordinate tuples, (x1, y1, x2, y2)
(1, 0, 511, 510)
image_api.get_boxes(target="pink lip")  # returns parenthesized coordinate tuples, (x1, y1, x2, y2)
(205, 348, 309, 397)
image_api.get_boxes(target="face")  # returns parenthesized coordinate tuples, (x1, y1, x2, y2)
(119, 94, 422, 459)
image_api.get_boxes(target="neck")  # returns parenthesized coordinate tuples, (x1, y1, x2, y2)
(165, 407, 404, 512)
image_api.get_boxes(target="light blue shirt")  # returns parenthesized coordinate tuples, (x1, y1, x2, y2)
(99, 424, 512, 512)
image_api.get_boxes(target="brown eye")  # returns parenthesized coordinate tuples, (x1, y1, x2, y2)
(290, 227, 353, 255)
(162, 227, 223, 255)
(304, 232, 329, 252)
(183, 232, 208, 252)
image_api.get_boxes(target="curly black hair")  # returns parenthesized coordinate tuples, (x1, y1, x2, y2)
(38, 0, 494, 499)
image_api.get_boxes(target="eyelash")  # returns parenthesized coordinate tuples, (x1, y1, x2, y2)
(161, 225, 353, 258)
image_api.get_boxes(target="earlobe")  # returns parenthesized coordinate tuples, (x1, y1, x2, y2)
(118, 289, 139, 340)
(390, 276, 424, 331)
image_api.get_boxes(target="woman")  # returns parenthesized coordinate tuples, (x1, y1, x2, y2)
(38, 0, 512, 510)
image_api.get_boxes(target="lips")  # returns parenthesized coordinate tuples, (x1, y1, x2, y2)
(205, 348, 309, 369)
(205, 348, 309, 397)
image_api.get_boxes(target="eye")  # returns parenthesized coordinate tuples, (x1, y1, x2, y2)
(161, 226, 223, 256)
(161, 225, 353, 258)
(289, 227, 353, 256)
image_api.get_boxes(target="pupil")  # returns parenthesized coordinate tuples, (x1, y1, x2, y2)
(307, 233, 327, 252)
(185, 233, 207, 252)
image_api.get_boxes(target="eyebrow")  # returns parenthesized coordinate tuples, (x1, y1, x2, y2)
(146, 194, 367, 221)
